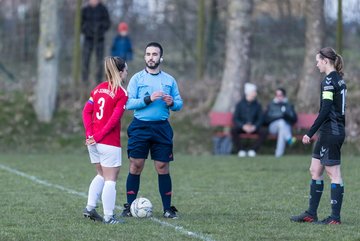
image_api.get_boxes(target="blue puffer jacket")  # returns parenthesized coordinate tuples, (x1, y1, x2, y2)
(111, 35, 133, 61)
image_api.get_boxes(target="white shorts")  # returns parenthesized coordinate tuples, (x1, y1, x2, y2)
(87, 143, 122, 168)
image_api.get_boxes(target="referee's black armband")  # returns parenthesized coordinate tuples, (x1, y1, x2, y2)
(144, 95, 152, 105)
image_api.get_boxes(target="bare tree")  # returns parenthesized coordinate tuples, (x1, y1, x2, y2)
(336, 0, 343, 55)
(211, 0, 253, 112)
(296, 0, 324, 113)
(72, 0, 82, 89)
(34, 0, 60, 122)
(205, 0, 219, 76)
(196, 0, 205, 80)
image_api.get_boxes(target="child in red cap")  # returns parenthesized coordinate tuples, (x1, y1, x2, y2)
(111, 22, 133, 61)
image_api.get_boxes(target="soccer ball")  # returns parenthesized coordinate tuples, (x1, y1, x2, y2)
(130, 197, 153, 218)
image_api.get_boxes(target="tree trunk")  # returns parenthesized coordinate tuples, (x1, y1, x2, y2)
(336, 0, 343, 55)
(34, 0, 60, 122)
(211, 0, 253, 112)
(296, 0, 324, 113)
(206, 0, 219, 77)
(196, 0, 206, 80)
(72, 0, 82, 90)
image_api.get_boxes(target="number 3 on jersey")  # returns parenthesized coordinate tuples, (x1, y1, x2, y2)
(96, 97, 105, 120)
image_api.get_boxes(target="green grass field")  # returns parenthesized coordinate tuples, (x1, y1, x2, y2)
(1, 153, 360, 241)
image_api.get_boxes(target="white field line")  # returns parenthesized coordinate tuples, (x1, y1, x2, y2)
(0, 163, 215, 241)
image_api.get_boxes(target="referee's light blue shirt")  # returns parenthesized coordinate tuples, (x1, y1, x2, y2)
(126, 70, 183, 121)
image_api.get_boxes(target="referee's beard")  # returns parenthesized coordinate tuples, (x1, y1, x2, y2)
(146, 59, 161, 69)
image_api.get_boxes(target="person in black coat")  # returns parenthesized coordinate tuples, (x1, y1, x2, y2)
(231, 83, 267, 157)
(264, 87, 297, 157)
(81, 0, 111, 84)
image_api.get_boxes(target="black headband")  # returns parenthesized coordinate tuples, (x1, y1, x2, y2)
(319, 51, 336, 61)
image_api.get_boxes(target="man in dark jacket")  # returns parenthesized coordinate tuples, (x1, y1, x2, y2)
(231, 83, 267, 157)
(81, 0, 111, 84)
(264, 87, 297, 157)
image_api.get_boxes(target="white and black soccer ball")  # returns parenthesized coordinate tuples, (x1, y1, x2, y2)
(130, 197, 153, 218)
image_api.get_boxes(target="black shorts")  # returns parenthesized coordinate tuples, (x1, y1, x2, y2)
(312, 134, 345, 166)
(127, 118, 174, 162)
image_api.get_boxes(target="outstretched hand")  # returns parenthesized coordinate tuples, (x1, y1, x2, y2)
(302, 134, 311, 144)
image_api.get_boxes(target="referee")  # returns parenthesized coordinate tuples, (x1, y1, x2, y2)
(121, 42, 183, 219)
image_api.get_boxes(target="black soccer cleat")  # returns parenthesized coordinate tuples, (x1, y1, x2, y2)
(120, 203, 132, 217)
(83, 208, 103, 222)
(314, 216, 341, 225)
(163, 206, 178, 219)
(290, 211, 318, 223)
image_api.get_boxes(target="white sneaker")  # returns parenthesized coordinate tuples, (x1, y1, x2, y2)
(247, 150, 256, 157)
(238, 150, 246, 157)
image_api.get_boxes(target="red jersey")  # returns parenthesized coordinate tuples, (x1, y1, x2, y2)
(82, 82, 128, 147)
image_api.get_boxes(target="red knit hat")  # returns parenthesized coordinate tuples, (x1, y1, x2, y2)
(118, 22, 128, 32)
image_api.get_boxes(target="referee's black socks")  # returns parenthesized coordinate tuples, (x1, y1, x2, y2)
(126, 173, 140, 205)
(158, 174, 172, 211)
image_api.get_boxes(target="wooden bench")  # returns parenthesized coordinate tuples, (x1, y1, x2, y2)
(209, 111, 318, 141)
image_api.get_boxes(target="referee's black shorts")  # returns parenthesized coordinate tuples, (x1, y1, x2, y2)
(127, 118, 174, 162)
(312, 134, 345, 166)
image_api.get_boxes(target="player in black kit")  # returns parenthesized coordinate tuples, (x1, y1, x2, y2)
(290, 47, 346, 225)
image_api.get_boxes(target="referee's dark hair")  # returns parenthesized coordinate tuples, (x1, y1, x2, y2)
(145, 42, 163, 57)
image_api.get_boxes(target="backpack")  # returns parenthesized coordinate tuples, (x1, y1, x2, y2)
(212, 136, 232, 155)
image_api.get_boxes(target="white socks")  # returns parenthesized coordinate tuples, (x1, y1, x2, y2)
(102, 180, 116, 220)
(86, 176, 117, 222)
(86, 175, 105, 210)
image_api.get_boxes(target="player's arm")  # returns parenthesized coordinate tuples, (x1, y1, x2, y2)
(93, 93, 128, 143)
(126, 76, 148, 110)
(168, 80, 183, 111)
(82, 96, 94, 138)
(307, 85, 334, 138)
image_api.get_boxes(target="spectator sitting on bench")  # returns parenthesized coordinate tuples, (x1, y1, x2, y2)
(264, 87, 297, 158)
(231, 83, 267, 158)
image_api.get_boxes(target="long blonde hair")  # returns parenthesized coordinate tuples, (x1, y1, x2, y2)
(104, 56, 126, 93)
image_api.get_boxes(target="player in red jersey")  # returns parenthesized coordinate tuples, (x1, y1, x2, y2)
(82, 56, 128, 224)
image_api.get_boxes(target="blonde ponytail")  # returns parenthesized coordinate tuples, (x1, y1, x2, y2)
(104, 56, 126, 93)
